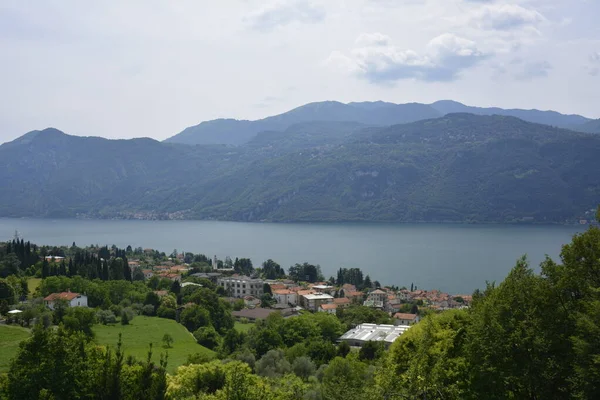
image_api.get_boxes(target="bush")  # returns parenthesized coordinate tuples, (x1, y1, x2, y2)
(234, 348, 256, 370)
(96, 309, 116, 325)
(141, 304, 155, 316)
(186, 352, 217, 365)
(193, 326, 221, 350)
(156, 305, 176, 320)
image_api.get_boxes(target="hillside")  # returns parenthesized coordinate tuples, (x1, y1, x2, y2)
(430, 100, 591, 129)
(576, 118, 600, 134)
(165, 101, 441, 145)
(1, 114, 599, 223)
(165, 100, 594, 146)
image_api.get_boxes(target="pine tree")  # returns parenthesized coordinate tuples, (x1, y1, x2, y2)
(41, 260, 49, 279)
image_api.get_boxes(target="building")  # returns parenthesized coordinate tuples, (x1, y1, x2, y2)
(44, 292, 88, 310)
(244, 295, 261, 308)
(311, 284, 335, 295)
(393, 313, 420, 325)
(301, 293, 334, 311)
(44, 256, 65, 262)
(272, 289, 298, 306)
(319, 303, 338, 314)
(333, 297, 351, 308)
(339, 323, 411, 348)
(218, 275, 264, 298)
(190, 272, 222, 284)
(181, 281, 202, 288)
(364, 289, 387, 309)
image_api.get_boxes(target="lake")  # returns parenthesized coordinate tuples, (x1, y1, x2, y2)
(0, 218, 585, 294)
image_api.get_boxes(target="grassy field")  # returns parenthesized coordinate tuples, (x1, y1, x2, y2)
(0, 325, 31, 372)
(234, 321, 254, 333)
(93, 316, 215, 373)
(27, 278, 42, 298)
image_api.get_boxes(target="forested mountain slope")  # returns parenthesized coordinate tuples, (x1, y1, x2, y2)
(2, 114, 599, 223)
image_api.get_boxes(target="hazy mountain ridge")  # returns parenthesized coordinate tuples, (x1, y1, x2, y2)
(165, 100, 595, 146)
(2, 114, 599, 223)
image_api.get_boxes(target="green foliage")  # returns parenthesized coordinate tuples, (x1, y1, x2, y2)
(162, 333, 173, 349)
(292, 356, 316, 381)
(322, 356, 370, 400)
(337, 305, 393, 328)
(256, 349, 292, 378)
(358, 341, 385, 361)
(5, 324, 168, 400)
(193, 326, 221, 350)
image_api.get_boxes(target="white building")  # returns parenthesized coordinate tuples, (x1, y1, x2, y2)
(301, 292, 334, 311)
(339, 323, 411, 348)
(272, 289, 298, 306)
(218, 276, 264, 298)
(44, 292, 88, 310)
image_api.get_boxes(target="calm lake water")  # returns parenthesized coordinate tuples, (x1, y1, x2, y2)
(0, 218, 585, 294)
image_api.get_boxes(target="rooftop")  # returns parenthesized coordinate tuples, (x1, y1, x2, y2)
(393, 313, 418, 320)
(303, 293, 334, 300)
(320, 303, 337, 310)
(340, 323, 411, 344)
(44, 292, 81, 301)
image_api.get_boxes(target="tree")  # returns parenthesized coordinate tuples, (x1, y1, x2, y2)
(292, 356, 316, 381)
(322, 356, 369, 400)
(162, 333, 174, 348)
(193, 326, 221, 350)
(180, 305, 210, 332)
(358, 341, 384, 361)
(120, 310, 130, 325)
(337, 341, 351, 358)
(256, 349, 291, 378)
(170, 280, 181, 295)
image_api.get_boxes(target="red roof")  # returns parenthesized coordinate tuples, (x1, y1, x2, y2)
(273, 289, 294, 295)
(333, 297, 350, 305)
(320, 303, 337, 310)
(44, 292, 80, 302)
(394, 313, 418, 320)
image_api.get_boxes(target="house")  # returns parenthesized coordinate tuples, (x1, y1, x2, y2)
(231, 307, 281, 321)
(218, 275, 264, 298)
(190, 272, 222, 284)
(301, 293, 334, 311)
(244, 296, 261, 308)
(142, 269, 154, 279)
(44, 292, 88, 310)
(311, 284, 335, 295)
(393, 313, 420, 325)
(339, 323, 411, 348)
(272, 289, 298, 306)
(333, 297, 351, 308)
(158, 272, 181, 282)
(364, 289, 387, 309)
(181, 281, 202, 288)
(44, 256, 65, 262)
(154, 290, 169, 297)
(319, 303, 338, 314)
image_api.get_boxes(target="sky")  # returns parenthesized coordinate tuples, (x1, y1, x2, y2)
(1, 0, 599, 143)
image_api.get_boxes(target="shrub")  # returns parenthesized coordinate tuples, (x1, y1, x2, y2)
(157, 305, 176, 320)
(96, 309, 116, 325)
(193, 326, 221, 350)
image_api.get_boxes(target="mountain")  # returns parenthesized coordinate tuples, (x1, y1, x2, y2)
(2, 115, 599, 223)
(165, 100, 595, 146)
(165, 101, 441, 145)
(575, 118, 600, 134)
(430, 100, 592, 129)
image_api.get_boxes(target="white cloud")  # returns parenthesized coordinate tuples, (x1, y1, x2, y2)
(326, 32, 486, 83)
(246, 0, 325, 32)
(470, 4, 545, 31)
(587, 51, 600, 76)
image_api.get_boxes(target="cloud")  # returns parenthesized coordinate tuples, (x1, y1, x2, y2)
(246, 0, 325, 32)
(326, 32, 486, 83)
(514, 60, 552, 80)
(471, 4, 545, 31)
(587, 52, 600, 76)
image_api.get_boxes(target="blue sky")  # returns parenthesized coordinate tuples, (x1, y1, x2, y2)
(0, 0, 599, 142)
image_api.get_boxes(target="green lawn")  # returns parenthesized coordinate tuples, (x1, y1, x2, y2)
(234, 321, 254, 333)
(93, 316, 215, 373)
(0, 325, 31, 372)
(27, 278, 42, 298)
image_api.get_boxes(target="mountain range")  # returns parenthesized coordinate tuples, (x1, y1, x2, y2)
(165, 100, 599, 146)
(1, 101, 599, 223)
